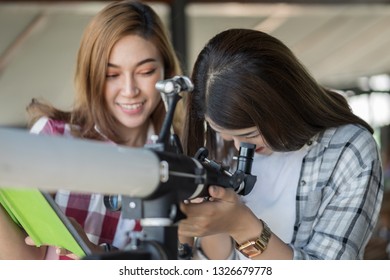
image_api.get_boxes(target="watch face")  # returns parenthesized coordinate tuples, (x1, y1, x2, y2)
(241, 244, 262, 258)
(236, 220, 271, 258)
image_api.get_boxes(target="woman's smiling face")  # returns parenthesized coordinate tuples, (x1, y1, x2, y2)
(104, 34, 164, 135)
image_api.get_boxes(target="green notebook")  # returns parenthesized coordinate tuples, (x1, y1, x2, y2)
(0, 188, 91, 258)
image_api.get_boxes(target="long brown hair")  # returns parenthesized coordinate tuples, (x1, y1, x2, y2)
(27, 0, 183, 143)
(183, 28, 372, 161)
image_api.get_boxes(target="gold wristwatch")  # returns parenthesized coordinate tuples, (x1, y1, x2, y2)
(236, 220, 271, 258)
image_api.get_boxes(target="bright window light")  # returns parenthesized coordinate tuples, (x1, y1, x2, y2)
(348, 92, 390, 128)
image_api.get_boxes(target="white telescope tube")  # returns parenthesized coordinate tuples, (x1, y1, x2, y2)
(0, 128, 162, 198)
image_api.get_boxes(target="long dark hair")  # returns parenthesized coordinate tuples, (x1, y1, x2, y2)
(183, 28, 372, 160)
(27, 0, 183, 143)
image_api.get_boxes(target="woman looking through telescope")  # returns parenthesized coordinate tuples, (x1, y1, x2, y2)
(179, 28, 384, 260)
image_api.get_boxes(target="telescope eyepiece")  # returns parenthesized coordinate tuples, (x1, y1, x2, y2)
(236, 142, 255, 174)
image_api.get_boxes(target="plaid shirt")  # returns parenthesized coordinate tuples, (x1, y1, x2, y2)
(30, 117, 141, 259)
(290, 124, 384, 259)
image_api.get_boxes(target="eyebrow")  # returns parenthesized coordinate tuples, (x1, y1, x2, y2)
(234, 130, 259, 137)
(211, 126, 258, 137)
(107, 58, 157, 68)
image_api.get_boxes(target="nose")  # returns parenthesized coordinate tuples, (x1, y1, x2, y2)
(121, 75, 139, 97)
(232, 138, 241, 151)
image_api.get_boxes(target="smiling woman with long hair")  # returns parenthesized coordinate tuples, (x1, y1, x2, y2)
(0, 0, 184, 260)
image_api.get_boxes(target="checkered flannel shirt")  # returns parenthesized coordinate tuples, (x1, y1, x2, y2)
(291, 124, 384, 259)
(30, 117, 141, 257)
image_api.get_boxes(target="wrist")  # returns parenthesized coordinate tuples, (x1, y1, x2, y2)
(230, 212, 262, 244)
(194, 236, 237, 260)
(235, 219, 271, 258)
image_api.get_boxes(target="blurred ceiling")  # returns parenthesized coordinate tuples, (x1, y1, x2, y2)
(1, 0, 390, 127)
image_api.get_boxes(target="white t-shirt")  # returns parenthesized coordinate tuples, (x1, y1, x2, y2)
(241, 146, 309, 243)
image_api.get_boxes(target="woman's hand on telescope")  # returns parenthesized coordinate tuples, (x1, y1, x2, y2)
(179, 185, 257, 239)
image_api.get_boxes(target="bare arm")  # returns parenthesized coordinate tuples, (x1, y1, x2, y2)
(194, 233, 233, 259)
(0, 204, 46, 259)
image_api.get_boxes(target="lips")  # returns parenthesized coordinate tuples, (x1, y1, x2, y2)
(255, 147, 264, 153)
(116, 101, 145, 110)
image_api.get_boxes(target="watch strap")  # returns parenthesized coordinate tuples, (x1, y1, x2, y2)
(236, 219, 271, 258)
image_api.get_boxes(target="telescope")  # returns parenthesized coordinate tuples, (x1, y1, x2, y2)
(0, 76, 257, 259)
